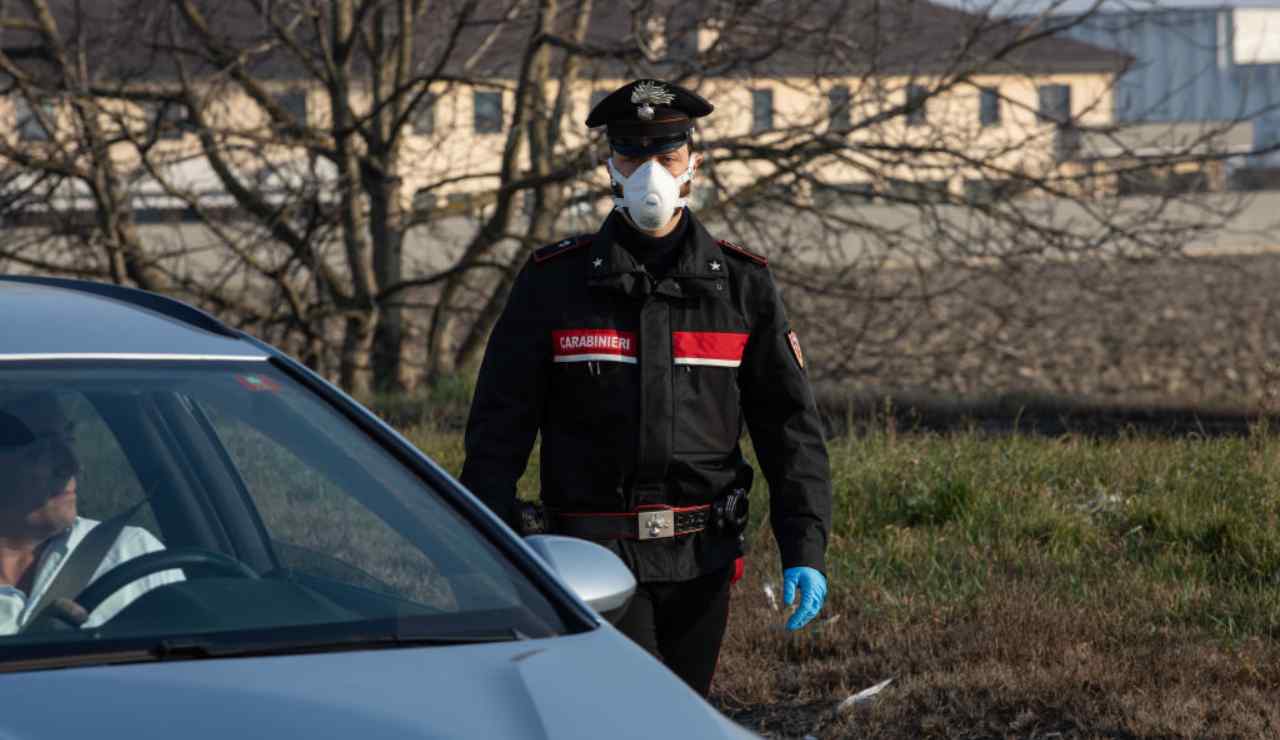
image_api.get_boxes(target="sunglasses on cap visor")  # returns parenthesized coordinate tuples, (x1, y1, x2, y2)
(610, 134, 688, 157)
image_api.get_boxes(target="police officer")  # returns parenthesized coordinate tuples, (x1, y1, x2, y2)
(460, 79, 832, 696)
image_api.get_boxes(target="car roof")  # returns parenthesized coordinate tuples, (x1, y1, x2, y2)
(0, 276, 267, 361)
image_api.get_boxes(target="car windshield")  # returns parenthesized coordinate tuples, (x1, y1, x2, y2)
(0, 361, 572, 666)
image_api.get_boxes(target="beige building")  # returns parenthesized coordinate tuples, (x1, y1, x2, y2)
(0, 0, 1134, 216)
(397, 0, 1132, 210)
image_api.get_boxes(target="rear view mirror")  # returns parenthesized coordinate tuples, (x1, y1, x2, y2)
(523, 535, 635, 624)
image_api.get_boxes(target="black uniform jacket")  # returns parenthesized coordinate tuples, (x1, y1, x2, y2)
(460, 209, 832, 582)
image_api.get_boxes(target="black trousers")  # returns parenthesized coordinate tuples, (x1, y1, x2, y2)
(614, 563, 734, 696)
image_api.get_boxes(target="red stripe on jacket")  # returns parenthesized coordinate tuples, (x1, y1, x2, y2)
(672, 331, 749, 367)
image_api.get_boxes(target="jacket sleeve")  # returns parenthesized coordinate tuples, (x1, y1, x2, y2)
(739, 268, 832, 574)
(459, 261, 548, 527)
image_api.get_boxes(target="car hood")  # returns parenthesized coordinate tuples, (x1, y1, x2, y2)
(0, 626, 757, 740)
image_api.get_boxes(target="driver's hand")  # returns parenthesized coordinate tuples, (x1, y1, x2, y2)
(46, 598, 89, 628)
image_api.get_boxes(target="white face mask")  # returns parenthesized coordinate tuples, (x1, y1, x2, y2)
(607, 157, 696, 232)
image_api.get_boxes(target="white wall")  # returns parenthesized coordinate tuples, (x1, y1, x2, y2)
(1234, 9, 1280, 64)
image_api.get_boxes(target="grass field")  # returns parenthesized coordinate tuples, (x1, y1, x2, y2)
(402, 412, 1280, 739)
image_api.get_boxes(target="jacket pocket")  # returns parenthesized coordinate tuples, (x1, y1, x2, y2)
(550, 360, 638, 438)
(673, 364, 741, 453)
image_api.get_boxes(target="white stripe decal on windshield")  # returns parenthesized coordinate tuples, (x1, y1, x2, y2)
(0, 353, 269, 361)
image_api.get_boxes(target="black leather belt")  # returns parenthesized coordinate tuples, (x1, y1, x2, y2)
(549, 505, 710, 541)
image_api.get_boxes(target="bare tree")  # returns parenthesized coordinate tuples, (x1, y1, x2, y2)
(0, 0, 1273, 403)
(0, 0, 175, 291)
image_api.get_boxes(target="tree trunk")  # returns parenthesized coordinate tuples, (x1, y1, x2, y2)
(370, 171, 406, 392)
(340, 312, 376, 395)
(372, 295, 404, 391)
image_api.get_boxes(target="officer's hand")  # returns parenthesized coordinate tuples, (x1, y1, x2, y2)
(782, 566, 827, 631)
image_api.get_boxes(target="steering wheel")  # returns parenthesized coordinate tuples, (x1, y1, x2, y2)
(73, 548, 259, 615)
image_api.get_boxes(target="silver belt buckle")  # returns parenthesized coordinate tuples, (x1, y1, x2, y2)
(638, 509, 675, 540)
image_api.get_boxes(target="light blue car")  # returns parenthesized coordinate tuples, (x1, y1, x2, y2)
(0, 276, 758, 739)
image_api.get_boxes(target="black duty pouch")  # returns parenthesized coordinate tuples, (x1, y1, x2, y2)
(712, 467, 752, 537)
(516, 501, 546, 535)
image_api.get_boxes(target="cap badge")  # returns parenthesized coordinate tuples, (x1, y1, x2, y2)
(631, 81, 674, 122)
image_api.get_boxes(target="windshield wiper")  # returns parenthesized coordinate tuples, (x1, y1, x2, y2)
(0, 628, 527, 673)
(152, 628, 526, 660)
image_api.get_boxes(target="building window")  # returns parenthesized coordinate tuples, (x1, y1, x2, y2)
(979, 87, 1001, 127)
(751, 88, 774, 132)
(827, 85, 851, 133)
(474, 90, 502, 134)
(1038, 84, 1072, 124)
(965, 178, 1027, 203)
(15, 97, 54, 142)
(906, 84, 928, 126)
(146, 101, 189, 140)
(413, 94, 436, 135)
(274, 89, 308, 128)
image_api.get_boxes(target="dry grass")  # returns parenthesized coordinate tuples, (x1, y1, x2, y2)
(395, 418, 1280, 739)
(715, 566, 1280, 738)
(701, 430, 1280, 739)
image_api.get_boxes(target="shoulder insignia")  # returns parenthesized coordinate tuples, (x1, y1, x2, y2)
(533, 235, 593, 264)
(716, 239, 767, 267)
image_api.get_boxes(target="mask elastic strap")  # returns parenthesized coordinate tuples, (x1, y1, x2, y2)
(674, 159, 695, 187)
(607, 158, 628, 210)
(669, 160, 694, 210)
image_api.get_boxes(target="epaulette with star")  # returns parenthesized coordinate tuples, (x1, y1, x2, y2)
(716, 239, 767, 266)
(533, 235, 593, 264)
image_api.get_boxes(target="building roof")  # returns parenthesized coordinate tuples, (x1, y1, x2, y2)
(0, 0, 1131, 88)
(670, 0, 1134, 78)
(476, 0, 1133, 79)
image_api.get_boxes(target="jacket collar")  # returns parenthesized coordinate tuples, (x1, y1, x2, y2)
(587, 209, 726, 299)
(669, 209, 728, 282)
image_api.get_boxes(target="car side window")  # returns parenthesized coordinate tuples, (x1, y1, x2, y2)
(63, 394, 162, 537)
(202, 405, 458, 610)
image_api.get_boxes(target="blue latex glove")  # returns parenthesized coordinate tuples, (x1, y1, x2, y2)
(782, 566, 828, 631)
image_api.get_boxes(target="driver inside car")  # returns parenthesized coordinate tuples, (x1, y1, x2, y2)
(0, 392, 181, 635)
